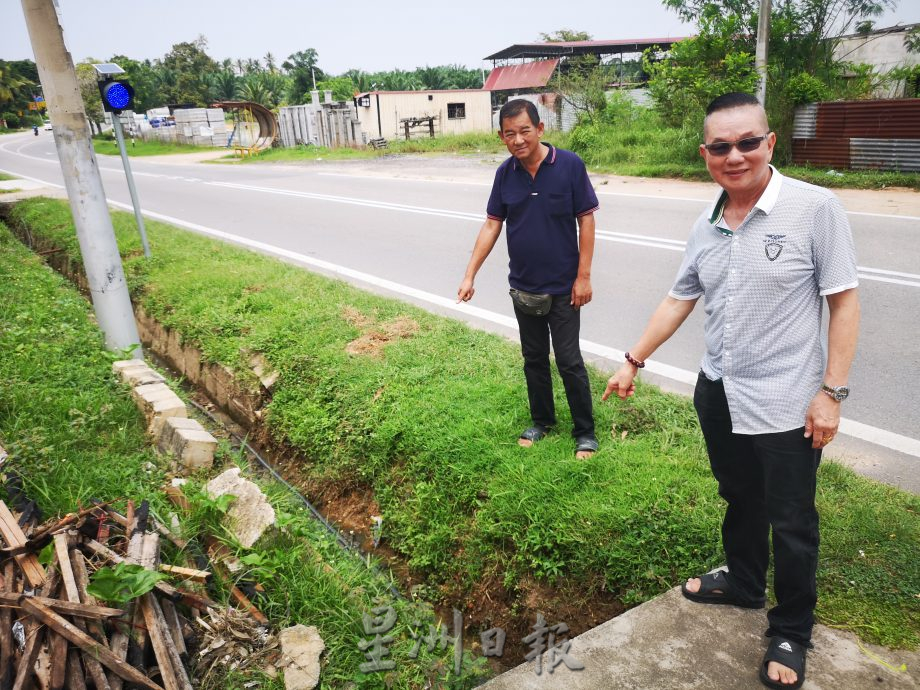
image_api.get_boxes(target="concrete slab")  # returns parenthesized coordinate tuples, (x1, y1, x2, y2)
(481, 586, 919, 689)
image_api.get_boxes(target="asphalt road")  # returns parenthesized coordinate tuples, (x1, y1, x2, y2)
(2, 131, 918, 489)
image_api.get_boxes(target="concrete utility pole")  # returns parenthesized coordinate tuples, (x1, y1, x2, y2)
(755, 0, 772, 105)
(20, 0, 142, 355)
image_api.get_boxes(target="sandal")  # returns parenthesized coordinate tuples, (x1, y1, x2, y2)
(519, 425, 549, 445)
(680, 570, 765, 609)
(574, 436, 598, 456)
(759, 637, 806, 689)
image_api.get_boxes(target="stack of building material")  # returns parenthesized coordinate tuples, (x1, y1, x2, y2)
(173, 108, 227, 147)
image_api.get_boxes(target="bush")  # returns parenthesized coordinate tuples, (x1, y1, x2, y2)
(784, 72, 832, 106)
(2, 111, 21, 129)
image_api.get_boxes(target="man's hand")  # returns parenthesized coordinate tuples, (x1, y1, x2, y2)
(804, 392, 840, 449)
(571, 276, 592, 309)
(457, 277, 475, 303)
(602, 364, 638, 401)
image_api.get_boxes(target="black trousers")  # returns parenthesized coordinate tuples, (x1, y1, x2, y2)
(693, 372, 821, 646)
(513, 295, 595, 439)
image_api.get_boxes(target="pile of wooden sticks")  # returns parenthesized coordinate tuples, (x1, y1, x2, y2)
(0, 495, 218, 690)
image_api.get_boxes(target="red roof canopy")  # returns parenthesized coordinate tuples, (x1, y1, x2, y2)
(483, 59, 559, 91)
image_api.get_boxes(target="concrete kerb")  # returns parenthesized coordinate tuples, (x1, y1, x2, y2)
(113, 359, 217, 472)
(481, 585, 920, 689)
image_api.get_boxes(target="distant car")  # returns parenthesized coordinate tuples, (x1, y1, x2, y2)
(43, 121, 52, 131)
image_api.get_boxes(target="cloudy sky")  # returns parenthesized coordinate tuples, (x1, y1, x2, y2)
(4, 0, 917, 75)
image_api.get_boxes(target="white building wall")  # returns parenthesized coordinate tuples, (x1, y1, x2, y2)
(834, 24, 920, 97)
(357, 90, 492, 140)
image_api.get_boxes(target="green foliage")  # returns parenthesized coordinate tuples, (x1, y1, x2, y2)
(87, 562, 167, 605)
(313, 77, 358, 103)
(0, 59, 37, 113)
(644, 10, 759, 128)
(650, 0, 899, 163)
(2, 111, 21, 129)
(783, 71, 832, 105)
(9, 198, 920, 651)
(0, 217, 482, 688)
(159, 35, 220, 106)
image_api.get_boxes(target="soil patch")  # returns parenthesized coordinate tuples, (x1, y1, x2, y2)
(342, 306, 420, 358)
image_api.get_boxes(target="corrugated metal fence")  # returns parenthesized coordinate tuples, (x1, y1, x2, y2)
(792, 99, 920, 172)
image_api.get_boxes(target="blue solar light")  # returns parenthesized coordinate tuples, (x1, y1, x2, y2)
(105, 82, 131, 110)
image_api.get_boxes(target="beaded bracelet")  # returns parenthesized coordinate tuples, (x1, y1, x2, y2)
(624, 352, 645, 368)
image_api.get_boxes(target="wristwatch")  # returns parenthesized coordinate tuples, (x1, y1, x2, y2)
(821, 383, 849, 402)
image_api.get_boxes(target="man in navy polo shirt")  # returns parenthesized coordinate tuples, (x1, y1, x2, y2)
(457, 99, 600, 458)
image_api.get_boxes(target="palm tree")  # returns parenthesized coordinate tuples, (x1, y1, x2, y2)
(0, 62, 32, 106)
(209, 70, 239, 100)
(264, 52, 277, 74)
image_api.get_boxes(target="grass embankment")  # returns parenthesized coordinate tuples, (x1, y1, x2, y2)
(7, 197, 920, 653)
(566, 106, 920, 190)
(0, 218, 475, 688)
(92, 133, 217, 157)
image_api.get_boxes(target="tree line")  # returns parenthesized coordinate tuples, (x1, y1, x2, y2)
(1, 35, 484, 130)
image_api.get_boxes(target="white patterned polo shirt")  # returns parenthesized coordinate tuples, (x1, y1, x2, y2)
(669, 167, 859, 434)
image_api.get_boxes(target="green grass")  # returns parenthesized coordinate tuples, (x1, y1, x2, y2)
(0, 172, 15, 181)
(239, 131, 507, 164)
(0, 217, 481, 689)
(6, 197, 920, 652)
(92, 134, 218, 157)
(564, 107, 920, 190)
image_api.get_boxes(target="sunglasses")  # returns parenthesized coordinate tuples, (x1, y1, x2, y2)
(703, 133, 771, 156)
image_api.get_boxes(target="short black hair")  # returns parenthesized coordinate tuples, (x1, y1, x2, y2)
(499, 99, 540, 130)
(706, 92, 760, 116)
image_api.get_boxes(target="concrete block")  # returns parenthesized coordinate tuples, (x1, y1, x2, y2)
(122, 365, 166, 386)
(157, 416, 205, 453)
(113, 359, 145, 374)
(149, 396, 187, 437)
(171, 426, 217, 471)
(132, 382, 176, 406)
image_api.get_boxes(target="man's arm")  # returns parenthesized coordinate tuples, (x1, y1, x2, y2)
(804, 287, 860, 448)
(457, 217, 503, 302)
(571, 213, 595, 308)
(602, 296, 698, 400)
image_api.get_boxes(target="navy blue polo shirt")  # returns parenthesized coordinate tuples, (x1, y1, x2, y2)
(486, 144, 599, 295)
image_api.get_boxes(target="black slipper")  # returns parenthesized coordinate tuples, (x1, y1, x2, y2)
(759, 636, 806, 689)
(519, 425, 549, 444)
(680, 570, 765, 609)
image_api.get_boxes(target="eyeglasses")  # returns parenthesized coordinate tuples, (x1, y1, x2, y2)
(702, 133, 771, 156)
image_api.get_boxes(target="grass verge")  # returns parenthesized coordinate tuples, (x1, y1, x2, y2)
(5, 197, 920, 653)
(237, 132, 510, 164)
(0, 217, 481, 688)
(92, 133, 218, 157)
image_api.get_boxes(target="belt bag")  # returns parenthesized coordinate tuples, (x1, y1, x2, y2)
(509, 288, 553, 316)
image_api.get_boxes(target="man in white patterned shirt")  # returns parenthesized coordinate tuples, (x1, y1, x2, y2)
(602, 92, 860, 689)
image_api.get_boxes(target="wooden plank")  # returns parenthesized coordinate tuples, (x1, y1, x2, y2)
(140, 594, 182, 690)
(48, 578, 69, 690)
(11, 604, 44, 690)
(0, 562, 14, 690)
(160, 599, 186, 657)
(54, 534, 111, 690)
(0, 591, 123, 619)
(65, 650, 87, 690)
(158, 564, 210, 583)
(19, 598, 165, 690)
(0, 500, 45, 587)
(71, 547, 118, 690)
